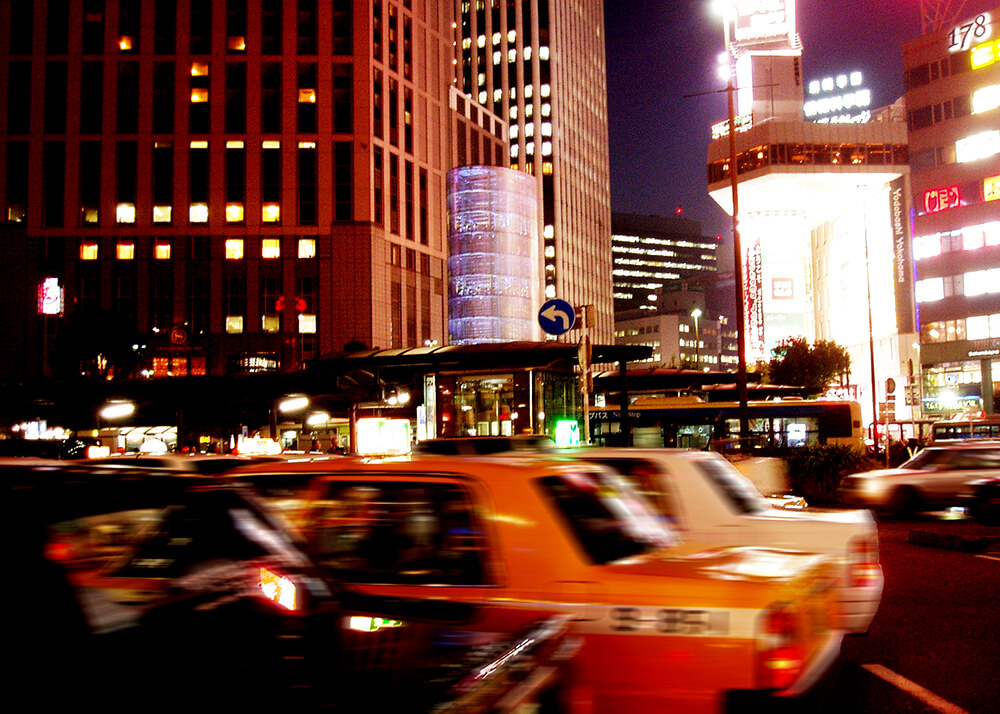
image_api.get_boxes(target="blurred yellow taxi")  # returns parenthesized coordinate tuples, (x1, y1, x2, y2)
(232, 455, 845, 713)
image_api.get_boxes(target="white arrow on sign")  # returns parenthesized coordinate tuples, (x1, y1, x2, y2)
(541, 303, 573, 329)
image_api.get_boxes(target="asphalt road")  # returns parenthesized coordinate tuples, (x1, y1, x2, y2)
(820, 514, 1000, 713)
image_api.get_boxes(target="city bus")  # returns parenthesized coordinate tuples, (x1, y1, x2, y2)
(589, 396, 865, 453)
(928, 415, 1000, 444)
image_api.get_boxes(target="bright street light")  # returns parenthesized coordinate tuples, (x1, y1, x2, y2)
(100, 401, 135, 420)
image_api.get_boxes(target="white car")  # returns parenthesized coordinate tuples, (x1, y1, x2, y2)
(565, 447, 883, 634)
(841, 443, 1000, 515)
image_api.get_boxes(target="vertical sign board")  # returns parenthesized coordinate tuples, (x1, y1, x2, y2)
(889, 176, 916, 334)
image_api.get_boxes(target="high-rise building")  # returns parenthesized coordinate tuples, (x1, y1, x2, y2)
(0, 0, 510, 382)
(610, 213, 718, 316)
(454, 0, 614, 343)
(904, 6, 1000, 417)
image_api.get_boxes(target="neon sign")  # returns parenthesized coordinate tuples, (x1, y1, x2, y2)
(38, 277, 63, 316)
(804, 72, 871, 124)
(923, 185, 961, 214)
(949, 13, 992, 52)
(711, 113, 753, 139)
(986, 174, 1000, 203)
(972, 39, 1000, 68)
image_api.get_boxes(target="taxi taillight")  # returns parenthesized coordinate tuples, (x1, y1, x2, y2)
(755, 606, 803, 691)
(258, 567, 298, 611)
(848, 536, 880, 588)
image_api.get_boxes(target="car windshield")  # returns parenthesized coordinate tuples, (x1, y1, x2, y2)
(900, 448, 952, 469)
(693, 457, 770, 515)
(537, 469, 677, 565)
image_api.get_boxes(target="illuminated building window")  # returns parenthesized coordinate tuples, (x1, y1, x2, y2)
(228, 36, 246, 51)
(82, 207, 99, 224)
(262, 315, 280, 333)
(540, 46, 550, 60)
(972, 84, 1000, 114)
(191, 356, 206, 375)
(542, 122, 552, 136)
(190, 88, 209, 103)
(525, 124, 534, 137)
(262, 203, 281, 223)
(7, 205, 25, 222)
(544, 245, 555, 258)
(152, 356, 169, 376)
(226, 316, 244, 334)
(544, 225, 554, 238)
(155, 241, 171, 260)
(116, 203, 135, 223)
(477, 35, 485, 48)
(542, 103, 551, 117)
(298, 238, 316, 258)
(462, 37, 471, 49)
(525, 104, 534, 116)
(298, 88, 317, 103)
(523, 47, 532, 60)
(965, 268, 1000, 296)
(153, 206, 172, 223)
(510, 125, 519, 138)
(492, 32, 501, 44)
(225, 239, 244, 260)
(189, 203, 208, 223)
(298, 314, 317, 334)
(545, 284, 556, 298)
(119, 36, 133, 51)
(262, 238, 281, 258)
(914, 277, 943, 302)
(478, 90, 488, 104)
(116, 241, 135, 260)
(542, 161, 553, 174)
(525, 85, 533, 98)
(507, 30, 516, 42)
(540, 84, 550, 97)
(80, 242, 98, 260)
(190, 140, 208, 149)
(956, 130, 1000, 162)
(191, 62, 209, 77)
(493, 51, 501, 64)
(509, 106, 518, 119)
(226, 203, 244, 223)
(508, 49, 516, 62)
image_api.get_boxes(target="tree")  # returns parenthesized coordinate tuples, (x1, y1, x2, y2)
(766, 337, 850, 397)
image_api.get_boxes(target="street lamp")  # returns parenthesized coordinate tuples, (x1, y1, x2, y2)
(715, 0, 750, 450)
(691, 308, 703, 370)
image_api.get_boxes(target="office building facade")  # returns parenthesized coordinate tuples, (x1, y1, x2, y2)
(0, 0, 488, 382)
(455, 0, 614, 343)
(904, 6, 1000, 417)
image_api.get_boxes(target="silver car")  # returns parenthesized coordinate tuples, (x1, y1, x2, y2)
(841, 443, 1000, 515)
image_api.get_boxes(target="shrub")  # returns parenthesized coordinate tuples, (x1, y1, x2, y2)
(784, 444, 878, 505)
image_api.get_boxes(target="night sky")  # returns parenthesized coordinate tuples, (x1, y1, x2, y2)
(604, 0, 997, 269)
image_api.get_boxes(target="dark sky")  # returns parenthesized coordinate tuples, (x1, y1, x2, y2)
(603, 0, 997, 261)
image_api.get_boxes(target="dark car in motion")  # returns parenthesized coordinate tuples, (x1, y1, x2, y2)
(6, 460, 584, 713)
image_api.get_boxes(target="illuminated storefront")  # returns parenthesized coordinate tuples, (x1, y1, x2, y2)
(906, 7, 1000, 417)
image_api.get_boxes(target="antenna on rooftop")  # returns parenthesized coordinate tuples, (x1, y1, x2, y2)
(920, 0, 970, 33)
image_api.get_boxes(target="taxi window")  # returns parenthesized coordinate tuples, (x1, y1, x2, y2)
(537, 470, 676, 565)
(691, 458, 769, 515)
(41, 489, 294, 634)
(305, 482, 486, 586)
(583, 457, 679, 521)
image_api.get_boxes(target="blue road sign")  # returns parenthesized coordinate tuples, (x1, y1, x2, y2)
(538, 298, 576, 335)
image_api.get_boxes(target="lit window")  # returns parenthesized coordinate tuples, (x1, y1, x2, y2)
(494, 88, 503, 102)
(523, 47, 532, 60)
(956, 130, 1000, 162)
(7, 205, 25, 222)
(116, 203, 135, 223)
(507, 30, 516, 42)
(80, 242, 98, 260)
(478, 90, 488, 104)
(226, 203, 244, 223)
(968, 315, 990, 339)
(510, 125, 519, 138)
(542, 142, 552, 156)
(226, 316, 244, 334)
(508, 49, 516, 62)
(541, 122, 552, 136)
(116, 241, 135, 260)
(189, 203, 209, 223)
(525, 85, 533, 98)
(541, 84, 551, 97)
(190, 140, 208, 149)
(492, 32, 501, 44)
(262, 140, 280, 149)
(190, 88, 209, 103)
(913, 278, 944, 302)
(297, 140, 316, 149)
(155, 241, 171, 260)
(545, 284, 556, 298)
(262, 238, 281, 258)
(153, 205, 172, 223)
(228, 36, 246, 51)
(82, 207, 99, 223)
(462, 37, 472, 49)
(544, 245, 555, 258)
(540, 46, 550, 60)
(477, 35, 486, 48)
(298, 238, 316, 258)
(262, 203, 281, 223)
(542, 103, 551, 117)
(225, 239, 244, 259)
(972, 84, 1000, 114)
(493, 51, 501, 64)
(298, 314, 317, 334)
(226, 139, 244, 149)
(119, 36, 133, 51)
(190, 62, 209, 77)
(298, 88, 317, 103)
(542, 161, 553, 174)
(262, 315, 280, 333)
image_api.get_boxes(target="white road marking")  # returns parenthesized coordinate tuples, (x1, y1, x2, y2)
(862, 664, 969, 714)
